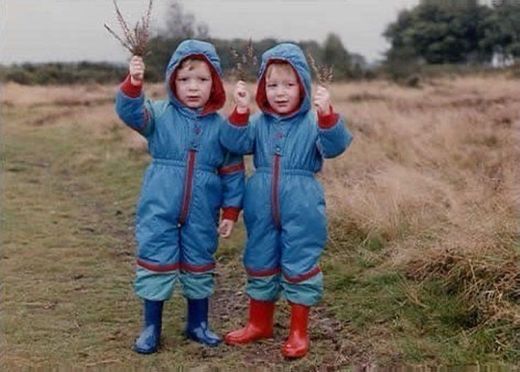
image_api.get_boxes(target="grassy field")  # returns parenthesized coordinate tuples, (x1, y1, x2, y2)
(1, 77, 519, 370)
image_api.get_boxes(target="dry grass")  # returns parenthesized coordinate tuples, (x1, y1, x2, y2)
(324, 76, 520, 330)
(2, 76, 519, 366)
(3, 76, 519, 265)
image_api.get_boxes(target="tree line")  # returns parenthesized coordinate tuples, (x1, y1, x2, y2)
(2, 0, 519, 85)
(385, 0, 520, 65)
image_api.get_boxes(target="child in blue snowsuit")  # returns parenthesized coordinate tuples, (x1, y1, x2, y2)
(115, 40, 244, 353)
(220, 43, 352, 358)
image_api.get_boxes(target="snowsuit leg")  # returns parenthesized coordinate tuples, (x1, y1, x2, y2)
(279, 174, 327, 306)
(243, 173, 282, 301)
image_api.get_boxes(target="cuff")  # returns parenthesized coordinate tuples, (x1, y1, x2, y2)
(318, 106, 339, 129)
(222, 207, 240, 222)
(120, 74, 143, 98)
(229, 107, 250, 127)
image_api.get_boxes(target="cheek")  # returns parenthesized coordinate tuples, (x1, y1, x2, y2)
(202, 83, 212, 97)
(290, 88, 300, 101)
(175, 82, 186, 94)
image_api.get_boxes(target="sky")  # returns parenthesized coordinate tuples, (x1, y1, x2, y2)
(0, 0, 420, 65)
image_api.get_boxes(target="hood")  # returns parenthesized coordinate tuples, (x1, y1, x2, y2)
(165, 39, 225, 115)
(255, 43, 311, 119)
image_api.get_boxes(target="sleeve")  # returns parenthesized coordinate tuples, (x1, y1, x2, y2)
(219, 107, 256, 155)
(316, 107, 353, 159)
(218, 152, 245, 222)
(115, 75, 155, 137)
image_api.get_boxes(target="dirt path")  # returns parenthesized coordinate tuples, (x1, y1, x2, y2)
(1, 101, 359, 370)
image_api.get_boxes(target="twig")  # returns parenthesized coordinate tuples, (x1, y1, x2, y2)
(307, 51, 334, 86)
(231, 38, 258, 81)
(104, 0, 154, 56)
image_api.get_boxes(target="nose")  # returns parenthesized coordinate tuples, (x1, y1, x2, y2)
(275, 86, 285, 96)
(188, 80, 198, 90)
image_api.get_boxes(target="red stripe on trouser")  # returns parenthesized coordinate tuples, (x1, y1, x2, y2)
(283, 267, 321, 283)
(179, 150, 196, 225)
(180, 262, 216, 273)
(136, 259, 180, 272)
(246, 267, 281, 277)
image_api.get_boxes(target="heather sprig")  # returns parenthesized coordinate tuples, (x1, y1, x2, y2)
(104, 0, 154, 57)
(307, 51, 334, 86)
(231, 39, 258, 81)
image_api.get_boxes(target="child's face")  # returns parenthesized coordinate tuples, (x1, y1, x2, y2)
(265, 64, 300, 114)
(175, 60, 212, 109)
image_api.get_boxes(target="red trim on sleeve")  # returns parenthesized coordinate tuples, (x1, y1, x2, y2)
(121, 74, 143, 98)
(222, 207, 240, 222)
(318, 106, 339, 129)
(228, 107, 250, 127)
(218, 162, 245, 175)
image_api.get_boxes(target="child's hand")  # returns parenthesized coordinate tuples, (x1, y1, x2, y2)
(313, 85, 332, 115)
(234, 81, 251, 114)
(219, 219, 235, 238)
(129, 55, 145, 86)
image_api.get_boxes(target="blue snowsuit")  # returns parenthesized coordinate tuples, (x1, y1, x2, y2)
(115, 40, 244, 301)
(220, 43, 352, 306)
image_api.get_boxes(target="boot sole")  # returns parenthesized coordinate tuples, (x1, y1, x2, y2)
(225, 333, 274, 345)
(185, 331, 222, 347)
(133, 345, 159, 354)
(282, 349, 308, 359)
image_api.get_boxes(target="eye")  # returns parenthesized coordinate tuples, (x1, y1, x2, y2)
(267, 83, 277, 88)
(177, 77, 188, 82)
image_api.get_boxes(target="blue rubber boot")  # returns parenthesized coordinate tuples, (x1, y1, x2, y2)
(185, 298, 221, 347)
(133, 300, 164, 354)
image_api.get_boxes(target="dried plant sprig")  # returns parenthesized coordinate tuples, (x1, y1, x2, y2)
(104, 0, 154, 56)
(231, 39, 258, 81)
(307, 51, 334, 86)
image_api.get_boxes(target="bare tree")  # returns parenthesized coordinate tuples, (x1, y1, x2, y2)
(162, 0, 209, 39)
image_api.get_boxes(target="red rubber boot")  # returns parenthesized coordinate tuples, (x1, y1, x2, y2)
(225, 298, 275, 345)
(282, 303, 310, 358)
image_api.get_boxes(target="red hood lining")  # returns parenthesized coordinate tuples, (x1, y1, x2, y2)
(255, 59, 306, 116)
(169, 54, 226, 114)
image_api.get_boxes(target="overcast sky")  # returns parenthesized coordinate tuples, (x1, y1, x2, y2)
(1, 0, 420, 65)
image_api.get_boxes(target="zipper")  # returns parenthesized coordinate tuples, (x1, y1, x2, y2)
(271, 154, 281, 229)
(178, 149, 197, 226)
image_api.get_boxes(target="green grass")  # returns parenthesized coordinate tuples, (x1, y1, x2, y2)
(321, 237, 520, 366)
(1, 103, 518, 370)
